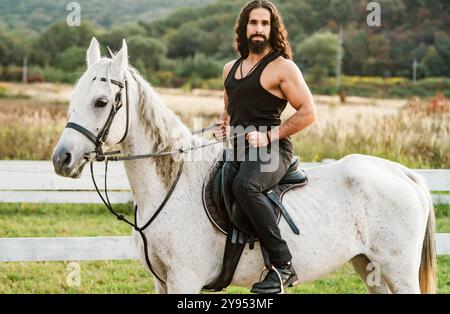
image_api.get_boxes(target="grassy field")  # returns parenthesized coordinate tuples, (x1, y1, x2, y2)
(0, 203, 448, 294)
(0, 82, 449, 168)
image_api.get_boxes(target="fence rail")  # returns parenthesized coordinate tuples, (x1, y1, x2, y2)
(0, 234, 448, 262)
(0, 160, 448, 263)
(0, 161, 449, 204)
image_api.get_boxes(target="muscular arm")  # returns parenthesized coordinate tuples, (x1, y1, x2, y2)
(269, 60, 316, 142)
(212, 61, 235, 140)
(219, 61, 235, 124)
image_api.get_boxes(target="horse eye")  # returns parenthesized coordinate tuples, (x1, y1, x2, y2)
(95, 98, 108, 108)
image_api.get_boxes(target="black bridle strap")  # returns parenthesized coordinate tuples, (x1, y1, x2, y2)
(71, 74, 227, 284)
(96, 102, 119, 150)
(192, 122, 220, 135)
(93, 76, 124, 88)
(103, 132, 246, 162)
(66, 122, 98, 145)
(117, 79, 129, 144)
(90, 158, 184, 284)
(138, 164, 184, 231)
(66, 76, 128, 155)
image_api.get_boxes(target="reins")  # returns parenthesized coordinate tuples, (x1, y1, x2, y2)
(66, 72, 246, 285)
(89, 124, 244, 285)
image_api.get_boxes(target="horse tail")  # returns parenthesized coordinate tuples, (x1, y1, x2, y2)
(402, 167, 437, 294)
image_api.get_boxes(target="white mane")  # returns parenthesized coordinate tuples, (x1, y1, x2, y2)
(128, 66, 205, 187)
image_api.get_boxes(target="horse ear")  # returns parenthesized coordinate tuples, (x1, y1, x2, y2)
(87, 37, 101, 68)
(111, 39, 128, 77)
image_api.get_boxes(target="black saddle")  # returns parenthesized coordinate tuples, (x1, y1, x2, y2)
(202, 150, 308, 291)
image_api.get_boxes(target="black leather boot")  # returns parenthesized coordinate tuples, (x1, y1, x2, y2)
(250, 261, 298, 294)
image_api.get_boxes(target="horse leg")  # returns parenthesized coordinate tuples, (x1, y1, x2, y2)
(377, 261, 421, 294)
(351, 254, 391, 294)
(165, 266, 204, 294)
(154, 278, 168, 294)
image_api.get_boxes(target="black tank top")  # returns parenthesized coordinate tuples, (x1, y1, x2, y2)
(224, 51, 293, 153)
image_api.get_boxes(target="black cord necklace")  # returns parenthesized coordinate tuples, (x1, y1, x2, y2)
(239, 50, 273, 79)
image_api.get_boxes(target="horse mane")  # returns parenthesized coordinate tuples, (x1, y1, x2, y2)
(74, 58, 212, 189)
(127, 66, 195, 188)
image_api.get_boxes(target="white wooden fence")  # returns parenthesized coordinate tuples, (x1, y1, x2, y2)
(0, 160, 449, 262)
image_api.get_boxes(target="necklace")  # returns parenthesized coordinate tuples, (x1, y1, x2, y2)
(239, 50, 273, 79)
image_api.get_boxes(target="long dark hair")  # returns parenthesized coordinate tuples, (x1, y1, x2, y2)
(234, 0, 292, 59)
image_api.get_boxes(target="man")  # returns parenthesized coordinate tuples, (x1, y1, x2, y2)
(213, 0, 316, 294)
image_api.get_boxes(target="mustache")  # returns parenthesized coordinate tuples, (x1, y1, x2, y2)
(250, 34, 267, 40)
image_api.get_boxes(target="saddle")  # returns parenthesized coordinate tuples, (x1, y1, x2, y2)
(202, 149, 308, 291)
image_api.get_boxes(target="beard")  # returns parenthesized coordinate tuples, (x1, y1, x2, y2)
(246, 35, 269, 54)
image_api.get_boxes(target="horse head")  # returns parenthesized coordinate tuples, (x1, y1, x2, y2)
(52, 37, 130, 178)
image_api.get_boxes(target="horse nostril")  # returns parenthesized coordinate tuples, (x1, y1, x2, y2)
(52, 146, 76, 175)
(62, 152, 72, 167)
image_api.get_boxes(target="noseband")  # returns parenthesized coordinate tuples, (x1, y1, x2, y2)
(65, 76, 129, 159)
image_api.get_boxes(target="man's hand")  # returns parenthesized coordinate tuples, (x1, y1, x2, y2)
(212, 120, 228, 141)
(246, 131, 270, 148)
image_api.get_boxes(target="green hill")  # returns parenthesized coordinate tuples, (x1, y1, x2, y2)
(140, 0, 450, 77)
(0, 0, 448, 95)
(0, 0, 216, 32)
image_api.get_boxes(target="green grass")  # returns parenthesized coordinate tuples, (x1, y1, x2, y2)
(0, 203, 133, 237)
(1, 259, 448, 294)
(0, 203, 448, 294)
(436, 204, 450, 233)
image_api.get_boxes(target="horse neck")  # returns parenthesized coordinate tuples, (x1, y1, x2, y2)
(118, 70, 210, 220)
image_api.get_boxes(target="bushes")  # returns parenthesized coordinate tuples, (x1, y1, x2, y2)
(0, 111, 65, 160)
(310, 76, 450, 98)
(174, 53, 222, 80)
(293, 94, 450, 168)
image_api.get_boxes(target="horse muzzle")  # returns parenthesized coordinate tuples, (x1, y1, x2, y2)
(52, 145, 87, 178)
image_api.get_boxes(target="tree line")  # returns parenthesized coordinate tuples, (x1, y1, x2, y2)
(0, 0, 448, 92)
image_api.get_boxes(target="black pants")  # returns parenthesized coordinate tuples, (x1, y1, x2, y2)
(230, 144, 293, 267)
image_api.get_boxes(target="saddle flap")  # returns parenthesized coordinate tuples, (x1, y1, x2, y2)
(211, 162, 224, 212)
(221, 161, 239, 218)
(209, 156, 305, 238)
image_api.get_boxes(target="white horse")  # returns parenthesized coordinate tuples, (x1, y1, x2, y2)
(52, 38, 436, 294)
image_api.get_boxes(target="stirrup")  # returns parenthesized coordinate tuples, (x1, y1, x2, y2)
(271, 265, 285, 294)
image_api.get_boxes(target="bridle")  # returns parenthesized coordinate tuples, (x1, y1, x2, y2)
(66, 76, 129, 159)
(63, 72, 241, 286)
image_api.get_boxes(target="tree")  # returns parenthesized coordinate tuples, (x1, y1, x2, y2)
(175, 53, 221, 79)
(32, 21, 97, 66)
(422, 46, 448, 77)
(99, 23, 147, 53)
(366, 34, 391, 76)
(376, 0, 406, 28)
(0, 28, 12, 66)
(328, 0, 355, 25)
(127, 35, 167, 72)
(297, 31, 339, 84)
(54, 46, 87, 71)
(434, 31, 450, 69)
(166, 23, 205, 58)
(342, 26, 368, 75)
